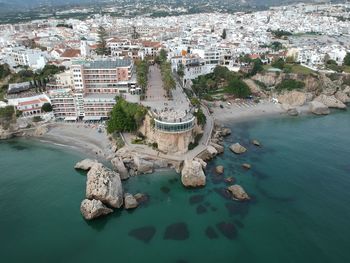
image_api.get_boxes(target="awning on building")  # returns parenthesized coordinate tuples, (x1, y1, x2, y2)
(83, 116, 102, 121)
(64, 116, 78, 121)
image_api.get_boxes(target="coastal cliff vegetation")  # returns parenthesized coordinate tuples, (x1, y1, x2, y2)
(107, 97, 147, 133)
(192, 65, 251, 99)
(0, 105, 15, 129)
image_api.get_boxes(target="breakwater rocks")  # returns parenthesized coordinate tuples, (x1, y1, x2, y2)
(111, 148, 182, 179)
(76, 160, 142, 220)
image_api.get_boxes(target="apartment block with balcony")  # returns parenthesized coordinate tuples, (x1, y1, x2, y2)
(71, 59, 135, 95)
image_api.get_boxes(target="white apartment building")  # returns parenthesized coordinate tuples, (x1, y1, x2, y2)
(5, 46, 48, 70)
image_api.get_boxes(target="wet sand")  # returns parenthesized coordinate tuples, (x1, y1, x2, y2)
(39, 123, 115, 161)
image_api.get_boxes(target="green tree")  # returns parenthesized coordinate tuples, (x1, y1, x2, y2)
(41, 103, 52, 112)
(275, 79, 305, 92)
(271, 41, 283, 51)
(135, 60, 149, 91)
(250, 59, 264, 76)
(194, 108, 206, 126)
(344, 52, 350, 66)
(271, 58, 285, 69)
(107, 98, 147, 133)
(222, 29, 227, 39)
(0, 64, 11, 80)
(225, 78, 251, 98)
(96, 26, 109, 56)
(159, 49, 167, 62)
(177, 63, 185, 78)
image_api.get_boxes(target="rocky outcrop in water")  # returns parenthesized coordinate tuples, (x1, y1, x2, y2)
(242, 163, 251, 169)
(309, 101, 330, 115)
(230, 143, 247, 154)
(80, 199, 113, 220)
(0, 126, 12, 139)
(181, 158, 206, 187)
(335, 91, 350, 104)
(133, 156, 154, 174)
(197, 145, 218, 161)
(314, 94, 346, 109)
(111, 156, 129, 180)
(210, 142, 224, 154)
(215, 165, 224, 174)
(252, 139, 261, 147)
(86, 163, 123, 208)
(227, 185, 250, 201)
(74, 159, 98, 171)
(124, 193, 138, 209)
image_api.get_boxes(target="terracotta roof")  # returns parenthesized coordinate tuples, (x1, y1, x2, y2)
(60, 49, 81, 58)
(142, 41, 161, 48)
(19, 98, 48, 106)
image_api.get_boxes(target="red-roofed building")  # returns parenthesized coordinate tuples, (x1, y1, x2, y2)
(17, 97, 49, 116)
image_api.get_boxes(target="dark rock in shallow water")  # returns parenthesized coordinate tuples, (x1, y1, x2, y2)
(134, 193, 150, 206)
(234, 219, 245, 228)
(128, 226, 156, 243)
(216, 222, 237, 240)
(196, 204, 207, 214)
(168, 178, 179, 184)
(160, 186, 171, 194)
(211, 206, 218, 212)
(211, 174, 225, 184)
(205, 226, 219, 239)
(189, 194, 204, 205)
(225, 202, 249, 218)
(214, 188, 232, 200)
(164, 222, 189, 240)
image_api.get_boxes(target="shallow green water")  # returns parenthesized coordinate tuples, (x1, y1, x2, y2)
(1, 110, 350, 263)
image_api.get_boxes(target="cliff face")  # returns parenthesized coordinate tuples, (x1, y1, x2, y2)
(139, 114, 196, 155)
(253, 72, 350, 96)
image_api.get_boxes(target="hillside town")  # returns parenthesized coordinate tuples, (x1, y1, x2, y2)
(0, 2, 349, 122)
(0, 2, 350, 150)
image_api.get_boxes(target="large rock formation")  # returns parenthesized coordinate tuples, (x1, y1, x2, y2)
(210, 142, 224, 154)
(314, 94, 346, 109)
(309, 101, 330, 115)
(124, 193, 138, 209)
(111, 156, 129, 180)
(230, 143, 247, 154)
(80, 199, 113, 220)
(197, 145, 218, 161)
(221, 127, 232, 136)
(278, 91, 307, 107)
(227, 185, 250, 201)
(33, 125, 48, 136)
(335, 91, 350, 104)
(181, 158, 206, 187)
(133, 156, 154, 174)
(74, 159, 98, 171)
(0, 126, 12, 139)
(86, 163, 123, 208)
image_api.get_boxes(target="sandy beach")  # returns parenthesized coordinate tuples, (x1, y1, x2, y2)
(38, 123, 115, 161)
(211, 100, 287, 124)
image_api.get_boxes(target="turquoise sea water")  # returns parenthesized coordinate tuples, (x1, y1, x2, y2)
(1, 110, 350, 263)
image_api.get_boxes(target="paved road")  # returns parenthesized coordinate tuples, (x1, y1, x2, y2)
(145, 65, 166, 101)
